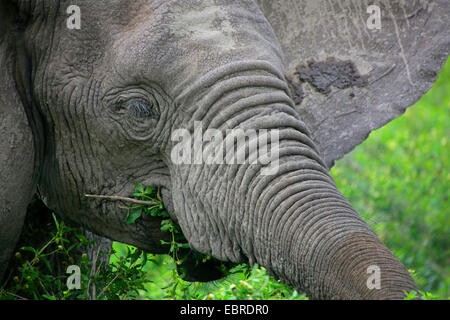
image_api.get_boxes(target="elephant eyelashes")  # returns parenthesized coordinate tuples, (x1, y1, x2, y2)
(108, 95, 162, 139)
(124, 98, 160, 120)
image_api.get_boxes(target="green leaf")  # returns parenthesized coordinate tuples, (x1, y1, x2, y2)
(133, 191, 143, 198)
(51, 213, 59, 230)
(403, 290, 419, 300)
(140, 251, 148, 267)
(67, 243, 78, 252)
(40, 257, 53, 273)
(133, 182, 144, 194)
(160, 219, 173, 232)
(130, 249, 142, 266)
(126, 208, 143, 224)
(145, 185, 155, 195)
(20, 246, 38, 254)
(76, 234, 93, 245)
(418, 291, 439, 300)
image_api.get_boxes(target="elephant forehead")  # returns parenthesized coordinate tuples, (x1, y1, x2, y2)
(170, 1, 237, 51)
(108, 0, 284, 98)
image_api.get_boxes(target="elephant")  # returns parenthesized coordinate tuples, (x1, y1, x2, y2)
(0, 0, 448, 299)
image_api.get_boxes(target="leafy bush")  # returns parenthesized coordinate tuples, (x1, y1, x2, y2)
(0, 214, 150, 300)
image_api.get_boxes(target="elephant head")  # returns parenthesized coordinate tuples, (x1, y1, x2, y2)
(0, 0, 448, 299)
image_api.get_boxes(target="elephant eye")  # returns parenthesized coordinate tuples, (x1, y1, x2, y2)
(124, 98, 159, 120)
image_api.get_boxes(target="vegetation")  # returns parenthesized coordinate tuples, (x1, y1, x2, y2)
(331, 59, 449, 299)
(0, 213, 151, 300)
(1, 61, 448, 300)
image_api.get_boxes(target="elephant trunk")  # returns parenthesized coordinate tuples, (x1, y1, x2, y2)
(169, 62, 417, 299)
(231, 135, 417, 299)
(246, 170, 418, 299)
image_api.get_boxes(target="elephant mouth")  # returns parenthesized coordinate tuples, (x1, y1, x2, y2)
(79, 170, 176, 254)
(105, 180, 234, 282)
(159, 185, 176, 222)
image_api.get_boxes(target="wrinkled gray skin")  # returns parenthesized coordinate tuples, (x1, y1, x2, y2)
(0, 0, 447, 299)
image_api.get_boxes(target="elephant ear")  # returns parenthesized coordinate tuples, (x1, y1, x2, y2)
(255, 0, 449, 167)
(0, 1, 37, 280)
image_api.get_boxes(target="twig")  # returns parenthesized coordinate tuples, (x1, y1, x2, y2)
(5, 291, 28, 300)
(96, 273, 120, 300)
(85, 194, 158, 206)
(157, 187, 162, 202)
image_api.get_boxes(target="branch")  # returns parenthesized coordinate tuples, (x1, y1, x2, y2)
(96, 272, 120, 300)
(85, 194, 158, 206)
